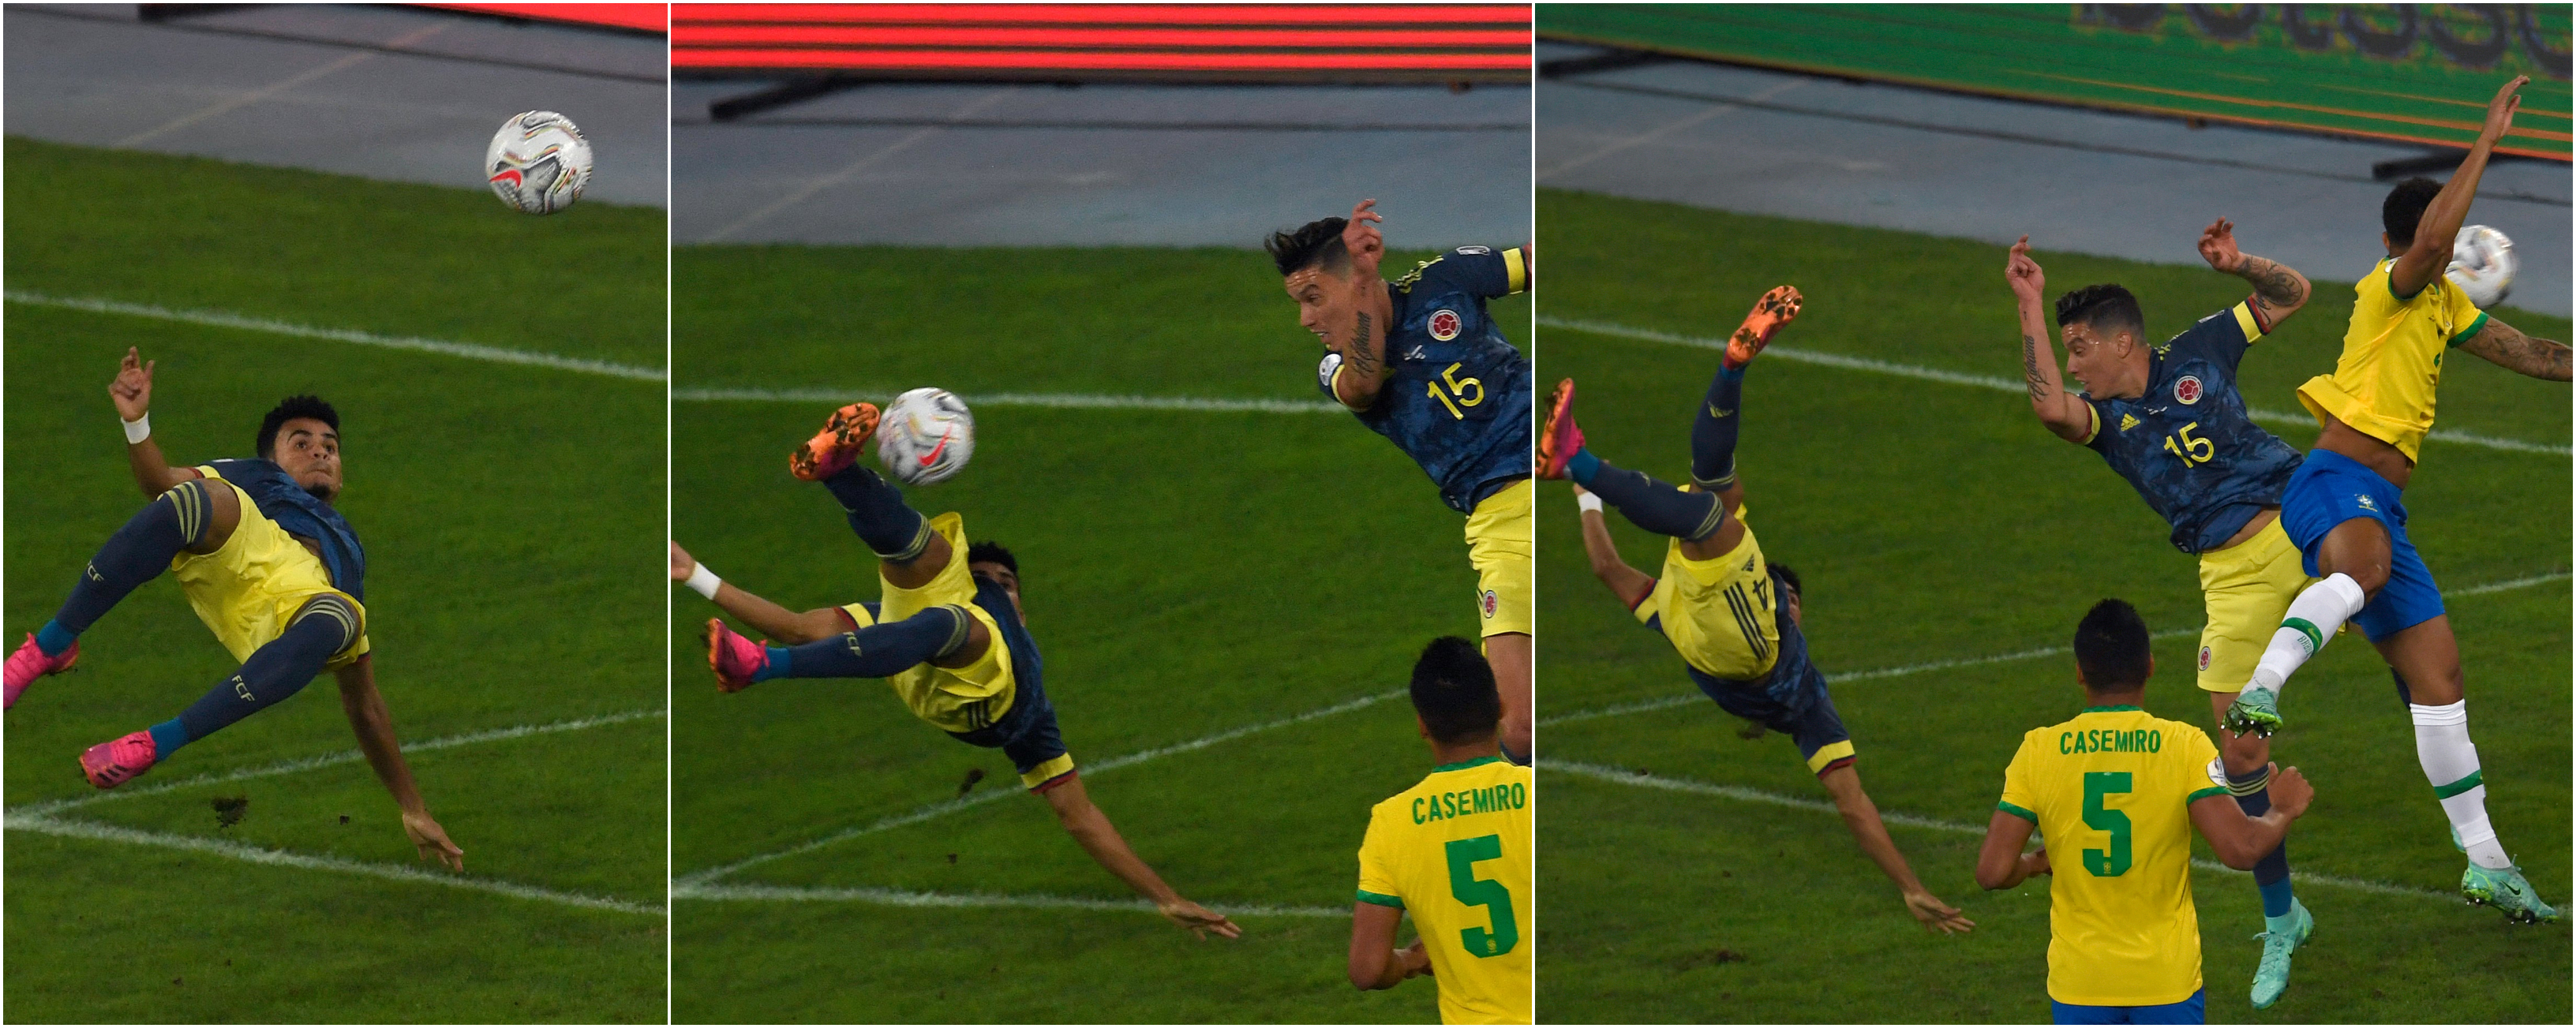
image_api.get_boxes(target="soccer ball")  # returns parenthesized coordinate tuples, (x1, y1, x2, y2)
(485, 111, 592, 215)
(876, 387, 975, 486)
(2447, 224, 2516, 308)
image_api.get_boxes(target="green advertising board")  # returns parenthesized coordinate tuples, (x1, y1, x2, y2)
(1539, 4, 2571, 160)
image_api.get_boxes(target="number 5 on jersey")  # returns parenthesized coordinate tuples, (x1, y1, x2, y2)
(1445, 833, 1519, 957)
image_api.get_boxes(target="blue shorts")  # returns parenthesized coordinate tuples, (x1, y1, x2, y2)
(2051, 989, 2204, 1024)
(2278, 449, 2443, 641)
(1657, 578, 1855, 776)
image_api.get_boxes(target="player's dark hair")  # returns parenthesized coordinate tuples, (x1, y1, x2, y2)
(1265, 216, 1353, 278)
(1410, 636, 1502, 746)
(2073, 599, 2153, 693)
(2382, 176, 2443, 248)
(966, 540, 1018, 583)
(1769, 563, 1802, 603)
(256, 394, 339, 459)
(2053, 284, 2145, 340)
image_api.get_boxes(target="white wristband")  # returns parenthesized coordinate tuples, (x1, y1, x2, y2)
(1575, 491, 1604, 514)
(122, 413, 151, 445)
(685, 563, 721, 600)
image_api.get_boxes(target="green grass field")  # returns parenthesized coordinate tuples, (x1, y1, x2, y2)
(1534, 189, 2570, 1022)
(3, 138, 667, 1022)
(670, 244, 1529, 1022)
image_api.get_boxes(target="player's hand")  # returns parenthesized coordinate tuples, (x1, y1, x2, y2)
(110, 346, 155, 422)
(2196, 217, 2243, 273)
(1903, 889, 1975, 935)
(670, 540, 696, 581)
(402, 809, 465, 871)
(1342, 198, 1386, 279)
(2005, 237, 2046, 305)
(2022, 846, 2052, 878)
(1397, 940, 1432, 979)
(2267, 762, 2313, 819)
(1157, 898, 1242, 940)
(2481, 74, 2528, 142)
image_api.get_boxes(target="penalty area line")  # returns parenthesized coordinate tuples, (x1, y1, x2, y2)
(6, 291, 665, 383)
(675, 386, 1343, 414)
(5, 813, 663, 916)
(671, 882, 1346, 918)
(1548, 761, 2454, 902)
(1542, 315, 2570, 457)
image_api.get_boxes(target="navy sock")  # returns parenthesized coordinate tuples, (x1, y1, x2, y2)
(1690, 364, 1747, 488)
(2230, 766, 2294, 917)
(51, 481, 214, 642)
(774, 607, 969, 679)
(1582, 457, 1725, 542)
(148, 718, 190, 757)
(174, 600, 348, 743)
(821, 465, 932, 562)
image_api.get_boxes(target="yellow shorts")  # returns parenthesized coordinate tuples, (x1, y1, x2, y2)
(2196, 517, 2314, 693)
(1465, 479, 1533, 637)
(171, 477, 369, 671)
(867, 511, 1017, 734)
(1633, 503, 1779, 682)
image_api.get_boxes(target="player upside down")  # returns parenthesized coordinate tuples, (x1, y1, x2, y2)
(1538, 286, 1974, 934)
(679, 401, 1239, 939)
(5, 348, 462, 869)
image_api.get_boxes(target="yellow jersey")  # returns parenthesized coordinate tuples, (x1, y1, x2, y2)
(837, 512, 1016, 735)
(2297, 257, 2488, 463)
(1997, 706, 2228, 1007)
(1357, 756, 1533, 1025)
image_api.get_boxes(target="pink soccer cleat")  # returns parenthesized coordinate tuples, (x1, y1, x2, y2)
(5, 634, 80, 710)
(1536, 379, 1586, 480)
(80, 730, 157, 790)
(705, 619, 770, 693)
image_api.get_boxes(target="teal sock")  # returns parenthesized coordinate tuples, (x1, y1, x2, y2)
(1567, 449, 1602, 486)
(753, 646, 792, 683)
(147, 718, 189, 757)
(2263, 892, 2301, 932)
(35, 620, 75, 657)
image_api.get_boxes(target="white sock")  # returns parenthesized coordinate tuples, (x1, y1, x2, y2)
(2248, 573, 2367, 693)
(2413, 701, 2510, 870)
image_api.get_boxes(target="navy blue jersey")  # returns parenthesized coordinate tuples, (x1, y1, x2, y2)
(972, 574, 1043, 695)
(207, 458, 368, 600)
(1317, 246, 1532, 514)
(2078, 301, 2301, 553)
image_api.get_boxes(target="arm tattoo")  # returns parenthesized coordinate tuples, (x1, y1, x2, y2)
(2471, 320, 2573, 381)
(2235, 256, 2307, 312)
(1346, 312, 1379, 379)
(2022, 334, 2050, 403)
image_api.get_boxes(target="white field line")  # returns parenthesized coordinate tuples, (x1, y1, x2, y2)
(1548, 761, 2453, 901)
(7, 291, 665, 383)
(1542, 315, 2571, 456)
(9, 708, 666, 818)
(1547, 571, 2567, 727)
(672, 882, 1346, 918)
(6, 813, 662, 915)
(676, 689, 1406, 887)
(676, 386, 1342, 414)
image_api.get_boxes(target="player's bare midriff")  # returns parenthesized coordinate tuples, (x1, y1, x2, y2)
(2215, 507, 2278, 552)
(2313, 413, 2413, 490)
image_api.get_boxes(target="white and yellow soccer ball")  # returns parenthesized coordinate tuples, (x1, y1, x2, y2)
(877, 387, 975, 486)
(485, 111, 592, 215)
(2447, 224, 2516, 308)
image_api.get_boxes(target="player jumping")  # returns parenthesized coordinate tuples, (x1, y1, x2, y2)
(2222, 75, 2567, 922)
(1542, 286, 1974, 935)
(1349, 637, 1532, 1025)
(6, 348, 462, 869)
(2006, 221, 2321, 1005)
(1268, 200, 1534, 764)
(680, 401, 1240, 940)
(1978, 599, 2314, 1026)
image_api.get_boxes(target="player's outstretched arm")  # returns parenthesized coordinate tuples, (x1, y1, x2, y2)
(1347, 903, 1432, 990)
(334, 656, 465, 871)
(1974, 810, 2052, 890)
(1039, 774, 1243, 940)
(2457, 316, 2572, 382)
(670, 541, 850, 645)
(2006, 238, 2092, 443)
(1572, 486, 1654, 608)
(2189, 762, 2311, 869)
(2196, 218, 2311, 328)
(2392, 75, 2528, 297)
(1820, 764, 1975, 934)
(110, 347, 200, 498)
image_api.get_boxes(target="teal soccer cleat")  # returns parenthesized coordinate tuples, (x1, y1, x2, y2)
(2248, 900, 2312, 1010)
(2222, 686, 2283, 737)
(2462, 864, 2561, 924)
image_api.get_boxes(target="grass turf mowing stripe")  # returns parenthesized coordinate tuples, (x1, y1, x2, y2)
(10, 708, 667, 818)
(676, 688, 1406, 886)
(676, 386, 1342, 413)
(1547, 761, 2454, 901)
(6, 291, 665, 383)
(1546, 571, 2570, 727)
(1541, 315, 2571, 456)
(4, 813, 664, 915)
(671, 882, 1347, 918)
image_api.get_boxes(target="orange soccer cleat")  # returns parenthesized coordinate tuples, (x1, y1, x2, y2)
(787, 402, 882, 482)
(1725, 285, 1803, 368)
